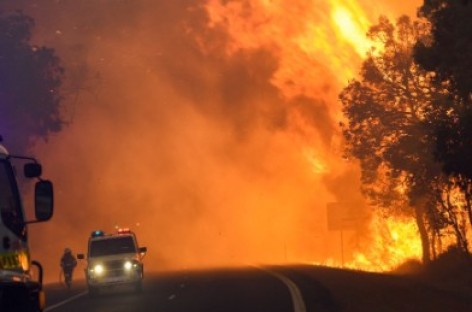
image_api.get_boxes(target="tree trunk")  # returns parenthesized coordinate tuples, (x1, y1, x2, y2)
(414, 204, 431, 264)
(446, 186, 469, 255)
(463, 184, 472, 241)
(431, 228, 439, 260)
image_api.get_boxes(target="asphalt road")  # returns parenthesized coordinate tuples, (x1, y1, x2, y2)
(43, 266, 337, 312)
(42, 264, 472, 312)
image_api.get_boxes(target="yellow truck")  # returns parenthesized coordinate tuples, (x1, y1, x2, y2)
(0, 139, 54, 312)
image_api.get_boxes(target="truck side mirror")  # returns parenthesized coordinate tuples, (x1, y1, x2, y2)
(77, 254, 84, 260)
(35, 180, 53, 221)
(139, 247, 147, 254)
(24, 163, 42, 178)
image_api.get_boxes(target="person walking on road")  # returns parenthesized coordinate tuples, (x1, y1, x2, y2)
(60, 247, 77, 289)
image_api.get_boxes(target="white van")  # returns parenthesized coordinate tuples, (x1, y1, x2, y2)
(78, 229, 147, 296)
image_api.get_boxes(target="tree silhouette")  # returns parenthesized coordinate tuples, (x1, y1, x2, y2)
(415, 0, 472, 177)
(415, 2, 472, 239)
(340, 16, 460, 262)
(0, 10, 64, 154)
(415, 0, 472, 101)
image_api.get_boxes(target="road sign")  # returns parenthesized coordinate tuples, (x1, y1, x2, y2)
(326, 201, 363, 231)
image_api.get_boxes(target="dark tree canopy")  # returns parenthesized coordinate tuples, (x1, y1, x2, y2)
(432, 101, 472, 178)
(415, 1, 472, 180)
(415, 0, 472, 101)
(341, 16, 439, 208)
(0, 10, 64, 154)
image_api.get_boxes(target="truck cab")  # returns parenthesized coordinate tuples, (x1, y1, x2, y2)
(0, 142, 54, 312)
(78, 229, 147, 296)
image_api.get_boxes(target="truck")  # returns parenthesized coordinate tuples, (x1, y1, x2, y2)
(0, 138, 54, 312)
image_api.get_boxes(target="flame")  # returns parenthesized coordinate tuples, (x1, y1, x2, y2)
(314, 213, 422, 271)
(204, 0, 396, 97)
(331, 4, 372, 57)
(205, 0, 425, 272)
(349, 214, 422, 271)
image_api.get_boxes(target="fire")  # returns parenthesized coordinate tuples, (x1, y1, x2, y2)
(205, 0, 424, 272)
(204, 0, 404, 95)
(315, 213, 422, 271)
(331, 4, 372, 57)
(348, 214, 422, 271)
(9, 0, 425, 279)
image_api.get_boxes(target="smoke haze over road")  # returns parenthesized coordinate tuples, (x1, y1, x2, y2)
(0, 0, 420, 281)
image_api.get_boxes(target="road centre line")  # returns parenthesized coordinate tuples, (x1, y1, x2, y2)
(44, 290, 88, 311)
(257, 267, 307, 312)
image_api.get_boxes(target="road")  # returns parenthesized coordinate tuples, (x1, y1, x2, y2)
(42, 265, 472, 312)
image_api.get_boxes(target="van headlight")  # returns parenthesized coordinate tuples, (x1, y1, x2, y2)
(124, 261, 133, 271)
(91, 264, 104, 275)
(124, 260, 139, 271)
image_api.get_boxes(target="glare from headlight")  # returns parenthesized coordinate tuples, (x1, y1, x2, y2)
(124, 261, 132, 270)
(93, 264, 104, 275)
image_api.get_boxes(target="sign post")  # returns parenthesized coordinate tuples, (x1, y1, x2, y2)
(326, 201, 363, 267)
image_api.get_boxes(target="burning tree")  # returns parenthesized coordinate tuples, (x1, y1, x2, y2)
(340, 15, 470, 263)
(0, 10, 64, 153)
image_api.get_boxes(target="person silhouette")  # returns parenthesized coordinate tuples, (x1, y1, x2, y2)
(60, 248, 77, 289)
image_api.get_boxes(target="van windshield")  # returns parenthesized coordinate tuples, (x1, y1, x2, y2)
(89, 236, 137, 257)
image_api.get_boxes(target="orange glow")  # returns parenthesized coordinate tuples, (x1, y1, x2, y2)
(204, 0, 402, 97)
(331, 3, 372, 57)
(303, 147, 327, 174)
(19, 251, 30, 272)
(348, 214, 422, 271)
(204, 0, 425, 272)
(3, 0, 424, 281)
(314, 213, 422, 271)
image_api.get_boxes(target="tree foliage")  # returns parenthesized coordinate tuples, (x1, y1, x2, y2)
(339, 15, 470, 262)
(414, 1, 472, 184)
(0, 10, 64, 154)
(415, 0, 472, 101)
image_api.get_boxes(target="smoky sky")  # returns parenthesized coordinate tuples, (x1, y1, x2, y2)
(0, 0, 421, 281)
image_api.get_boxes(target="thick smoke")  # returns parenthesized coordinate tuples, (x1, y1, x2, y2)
(1, 0, 420, 282)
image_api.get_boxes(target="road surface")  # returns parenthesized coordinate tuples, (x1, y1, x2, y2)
(43, 265, 472, 312)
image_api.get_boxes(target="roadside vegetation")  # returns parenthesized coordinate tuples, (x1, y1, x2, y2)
(340, 0, 472, 265)
(0, 10, 64, 154)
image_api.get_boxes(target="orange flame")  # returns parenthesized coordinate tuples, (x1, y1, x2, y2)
(206, 0, 424, 272)
(348, 214, 422, 271)
(312, 213, 422, 271)
(205, 0, 398, 97)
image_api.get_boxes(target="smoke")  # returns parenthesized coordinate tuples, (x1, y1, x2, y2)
(2, 0, 421, 282)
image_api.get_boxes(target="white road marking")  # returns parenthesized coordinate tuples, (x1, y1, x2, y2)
(259, 268, 307, 312)
(44, 291, 88, 311)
